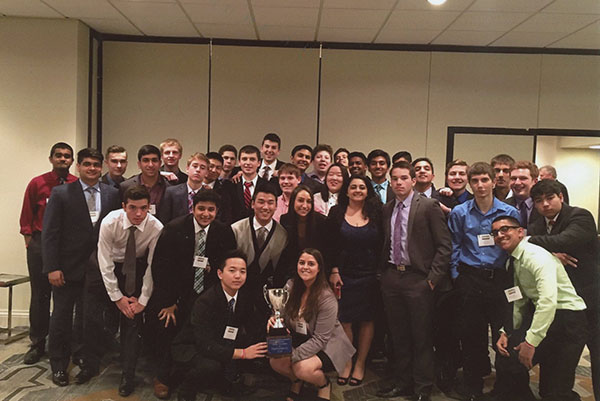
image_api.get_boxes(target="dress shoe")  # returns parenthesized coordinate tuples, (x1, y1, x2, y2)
(75, 368, 97, 384)
(153, 377, 170, 399)
(23, 347, 44, 365)
(119, 375, 135, 397)
(376, 385, 413, 398)
(52, 371, 69, 387)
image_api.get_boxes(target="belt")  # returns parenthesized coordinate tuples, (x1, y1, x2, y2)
(388, 263, 411, 272)
(458, 264, 501, 280)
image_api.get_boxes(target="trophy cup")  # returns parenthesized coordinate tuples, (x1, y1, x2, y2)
(263, 285, 293, 358)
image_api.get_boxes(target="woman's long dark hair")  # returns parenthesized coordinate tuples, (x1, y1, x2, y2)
(337, 174, 381, 221)
(319, 163, 349, 202)
(286, 184, 315, 228)
(284, 248, 332, 324)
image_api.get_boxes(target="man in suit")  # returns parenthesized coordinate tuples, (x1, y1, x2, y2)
(538, 165, 570, 204)
(42, 147, 120, 386)
(528, 179, 600, 400)
(291, 144, 322, 194)
(101, 145, 128, 188)
(151, 189, 236, 399)
(367, 149, 394, 204)
(120, 144, 168, 217)
(447, 162, 520, 401)
(93, 185, 163, 396)
(258, 132, 284, 181)
(20, 142, 77, 364)
(204, 152, 232, 223)
(171, 250, 268, 401)
(412, 157, 439, 199)
(505, 160, 541, 229)
(491, 154, 515, 201)
(218, 144, 237, 180)
(231, 184, 288, 335)
(377, 161, 452, 401)
(159, 138, 188, 185)
(435, 160, 471, 215)
(157, 152, 209, 224)
(392, 151, 413, 164)
(308, 144, 333, 185)
(223, 145, 268, 223)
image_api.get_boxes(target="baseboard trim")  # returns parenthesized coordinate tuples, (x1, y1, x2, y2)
(0, 309, 29, 327)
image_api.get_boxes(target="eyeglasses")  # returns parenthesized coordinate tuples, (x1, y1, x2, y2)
(491, 225, 520, 237)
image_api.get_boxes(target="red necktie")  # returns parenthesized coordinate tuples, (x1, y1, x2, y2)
(244, 181, 252, 209)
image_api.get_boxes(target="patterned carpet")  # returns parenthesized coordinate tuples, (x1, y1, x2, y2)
(0, 328, 595, 401)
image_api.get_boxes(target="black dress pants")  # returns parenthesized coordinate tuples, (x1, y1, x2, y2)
(177, 355, 227, 397)
(26, 232, 51, 351)
(455, 267, 506, 395)
(585, 307, 600, 400)
(534, 309, 588, 401)
(49, 280, 84, 372)
(381, 268, 435, 395)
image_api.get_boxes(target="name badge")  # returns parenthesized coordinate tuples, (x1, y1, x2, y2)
(296, 320, 307, 335)
(46, 198, 49, 204)
(478, 234, 495, 247)
(223, 326, 238, 340)
(193, 256, 208, 269)
(504, 286, 523, 303)
(89, 211, 99, 223)
(149, 204, 156, 215)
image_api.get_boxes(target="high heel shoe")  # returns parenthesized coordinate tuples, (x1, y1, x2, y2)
(315, 377, 331, 401)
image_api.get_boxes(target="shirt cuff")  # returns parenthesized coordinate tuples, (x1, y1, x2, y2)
(525, 331, 542, 347)
(108, 289, 124, 302)
(138, 294, 149, 306)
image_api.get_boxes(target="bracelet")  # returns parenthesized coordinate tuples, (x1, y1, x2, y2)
(241, 349, 246, 359)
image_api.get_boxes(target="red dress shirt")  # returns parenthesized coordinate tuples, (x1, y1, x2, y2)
(19, 171, 77, 235)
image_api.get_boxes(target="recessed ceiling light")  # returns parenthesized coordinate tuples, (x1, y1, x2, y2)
(428, 0, 447, 5)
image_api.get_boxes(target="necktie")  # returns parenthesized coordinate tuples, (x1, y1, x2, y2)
(547, 219, 555, 234)
(194, 229, 206, 294)
(374, 184, 384, 203)
(506, 256, 515, 288)
(123, 226, 137, 296)
(188, 191, 195, 213)
(517, 200, 528, 227)
(227, 298, 236, 324)
(262, 166, 270, 180)
(257, 226, 268, 249)
(86, 187, 97, 212)
(244, 181, 253, 209)
(392, 202, 405, 265)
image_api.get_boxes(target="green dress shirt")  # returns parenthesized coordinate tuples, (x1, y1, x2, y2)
(510, 238, 586, 347)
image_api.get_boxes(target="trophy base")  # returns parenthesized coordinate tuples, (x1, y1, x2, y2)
(266, 334, 292, 358)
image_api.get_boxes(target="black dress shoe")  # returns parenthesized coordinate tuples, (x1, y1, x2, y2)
(52, 371, 69, 387)
(75, 368, 96, 384)
(376, 385, 413, 398)
(119, 375, 135, 397)
(23, 347, 44, 365)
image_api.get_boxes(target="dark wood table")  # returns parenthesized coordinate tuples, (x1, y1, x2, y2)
(0, 274, 30, 344)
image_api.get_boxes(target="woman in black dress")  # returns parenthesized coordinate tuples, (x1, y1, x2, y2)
(326, 174, 383, 386)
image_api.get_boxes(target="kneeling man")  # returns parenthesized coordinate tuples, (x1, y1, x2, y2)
(492, 216, 587, 401)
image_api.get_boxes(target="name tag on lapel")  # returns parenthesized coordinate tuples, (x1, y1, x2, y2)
(504, 286, 523, 303)
(149, 204, 156, 215)
(89, 211, 99, 224)
(296, 320, 307, 335)
(223, 326, 238, 340)
(193, 256, 208, 269)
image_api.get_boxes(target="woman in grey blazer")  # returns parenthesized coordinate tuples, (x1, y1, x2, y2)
(269, 249, 355, 401)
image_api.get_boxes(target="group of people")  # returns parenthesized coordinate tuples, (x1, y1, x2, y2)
(19, 133, 598, 401)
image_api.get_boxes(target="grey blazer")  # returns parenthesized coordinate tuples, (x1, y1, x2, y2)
(284, 280, 355, 375)
(157, 183, 189, 224)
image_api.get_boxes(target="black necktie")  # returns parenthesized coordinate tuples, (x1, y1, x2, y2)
(123, 226, 137, 295)
(227, 298, 235, 323)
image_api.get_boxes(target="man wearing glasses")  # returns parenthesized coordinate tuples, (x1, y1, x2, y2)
(448, 162, 520, 401)
(492, 215, 587, 401)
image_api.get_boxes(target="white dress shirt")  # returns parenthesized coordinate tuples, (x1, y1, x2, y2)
(97, 209, 164, 306)
(259, 160, 278, 180)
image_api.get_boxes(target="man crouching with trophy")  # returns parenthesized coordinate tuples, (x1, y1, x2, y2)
(268, 249, 355, 401)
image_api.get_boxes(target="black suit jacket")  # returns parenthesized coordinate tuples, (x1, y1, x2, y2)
(151, 214, 236, 315)
(171, 284, 254, 364)
(100, 173, 125, 189)
(380, 193, 452, 291)
(504, 196, 542, 230)
(157, 183, 189, 224)
(210, 180, 233, 224)
(223, 177, 269, 223)
(42, 181, 120, 281)
(528, 204, 599, 309)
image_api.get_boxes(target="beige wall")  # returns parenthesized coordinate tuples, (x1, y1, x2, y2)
(0, 17, 89, 324)
(4, 16, 600, 324)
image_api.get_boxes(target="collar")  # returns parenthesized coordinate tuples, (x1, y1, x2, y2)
(243, 175, 258, 187)
(544, 212, 559, 227)
(187, 183, 201, 194)
(223, 288, 238, 306)
(421, 185, 433, 198)
(122, 209, 149, 232)
(139, 173, 164, 188)
(516, 197, 533, 210)
(253, 216, 274, 232)
(260, 159, 277, 171)
(510, 238, 528, 261)
(469, 196, 501, 215)
(372, 180, 389, 189)
(79, 179, 100, 192)
(396, 190, 414, 209)
(193, 216, 210, 235)
(203, 180, 216, 189)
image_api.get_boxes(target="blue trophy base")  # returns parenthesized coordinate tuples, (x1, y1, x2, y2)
(267, 334, 292, 358)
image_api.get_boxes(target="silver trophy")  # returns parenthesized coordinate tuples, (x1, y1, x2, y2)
(263, 285, 292, 357)
(263, 285, 289, 329)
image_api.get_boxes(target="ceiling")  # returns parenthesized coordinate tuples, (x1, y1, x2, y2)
(1, 0, 600, 49)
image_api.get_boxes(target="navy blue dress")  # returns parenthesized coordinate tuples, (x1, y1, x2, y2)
(337, 220, 379, 323)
